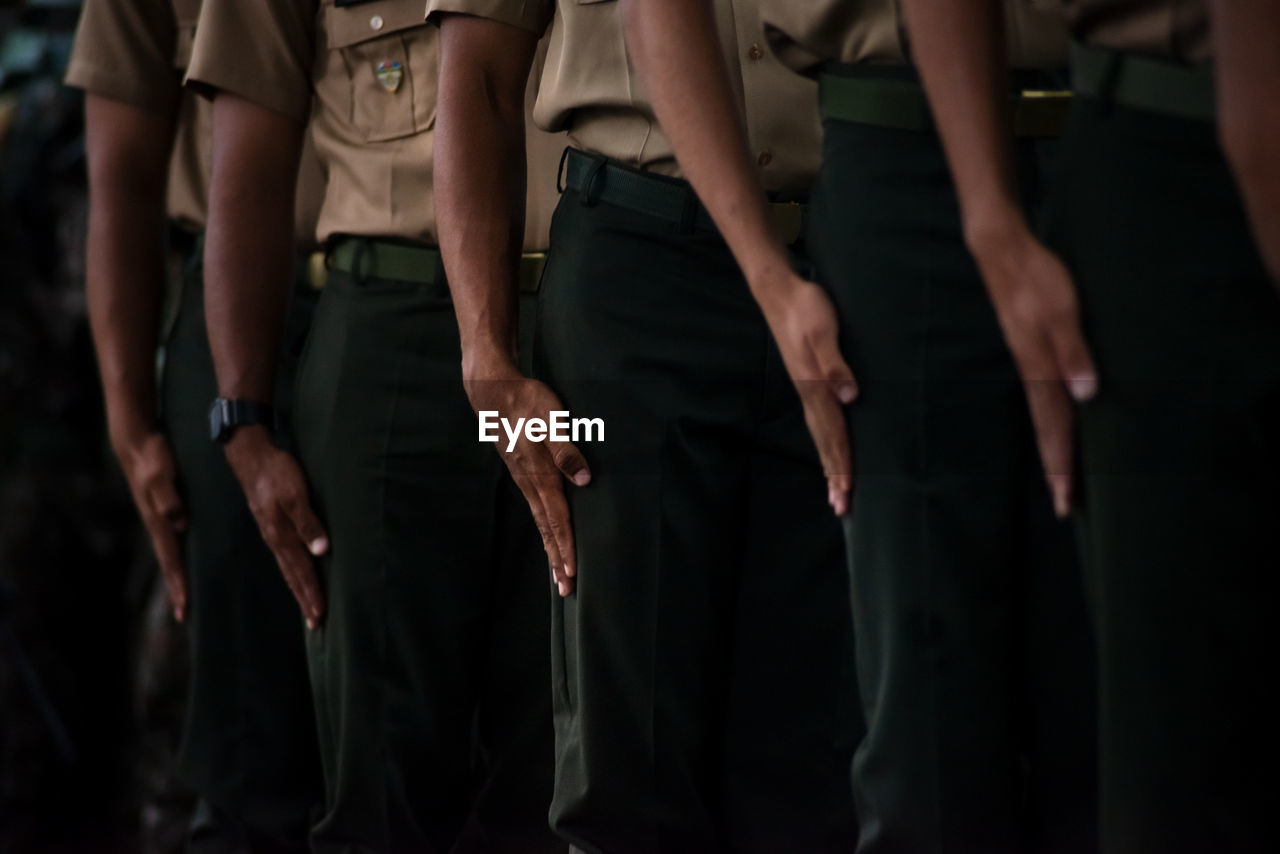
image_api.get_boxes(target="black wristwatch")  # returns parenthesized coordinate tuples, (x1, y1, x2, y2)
(208, 398, 276, 444)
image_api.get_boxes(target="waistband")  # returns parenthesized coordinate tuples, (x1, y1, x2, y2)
(559, 148, 807, 246)
(819, 63, 1071, 138)
(326, 236, 547, 294)
(1071, 42, 1214, 122)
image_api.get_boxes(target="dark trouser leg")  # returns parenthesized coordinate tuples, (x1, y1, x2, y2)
(538, 191, 860, 854)
(808, 117, 1097, 854)
(1048, 99, 1280, 854)
(161, 259, 322, 854)
(293, 268, 558, 854)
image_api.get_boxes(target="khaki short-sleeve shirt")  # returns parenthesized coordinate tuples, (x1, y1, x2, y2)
(66, 0, 211, 230)
(762, 0, 1067, 76)
(426, 0, 822, 195)
(186, 0, 560, 249)
(1064, 0, 1210, 62)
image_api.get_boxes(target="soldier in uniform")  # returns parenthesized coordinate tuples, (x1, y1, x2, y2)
(65, 0, 323, 849)
(904, 0, 1280, 851)
(184, 1, 565, 851)
(602, 1, 1099, 852)
(428, 2, 862, 852)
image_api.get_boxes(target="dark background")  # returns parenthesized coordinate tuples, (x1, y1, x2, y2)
(1, 2, 194, 851)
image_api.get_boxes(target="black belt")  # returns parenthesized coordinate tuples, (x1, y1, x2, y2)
(819, 66, 1071, 138)
(560, 148, 807, 246)
(1071, 42, 1214, 122)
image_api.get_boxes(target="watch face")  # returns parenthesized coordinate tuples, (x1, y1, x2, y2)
(209, 399, 230, 443)
(208, 398, 274, 443)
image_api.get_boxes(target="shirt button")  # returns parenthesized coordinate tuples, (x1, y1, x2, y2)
(748, 44, 764, 62)
(370, 15, 384, 30)
(757, 150, 773, 167)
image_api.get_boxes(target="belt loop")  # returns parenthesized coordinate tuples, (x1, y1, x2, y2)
(556, 146, 571, 195)
(1097, 51, 1124, 116)
(580, 155, 607, 208)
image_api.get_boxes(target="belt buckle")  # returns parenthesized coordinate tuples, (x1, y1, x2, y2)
(769, 202, 804, 246)
(519, 252, 547, 295)
(307, 251, 327, 290)
(1013, 90, 1072, 138)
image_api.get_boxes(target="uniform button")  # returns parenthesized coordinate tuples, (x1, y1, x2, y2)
(370, 15, 384, 30)
(757, 150, 773, 167)
(747, 43, 764, 62)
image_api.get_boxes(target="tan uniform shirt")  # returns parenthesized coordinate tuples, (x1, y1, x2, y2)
(1064, 0, 1210, 63)
(65, 0, 211, 231)
(186, 0, 560, 250)
(425, 0, 821, 195)
(762, 0, 1067, 76)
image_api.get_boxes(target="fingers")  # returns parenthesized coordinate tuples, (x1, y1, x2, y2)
(265, 525, 326, 629)
(272, 489, 327, 627)
(141, 510, 187, 622)
(511, 473, 573, 597)
(812, 318, 859, 405)
(1046, 307, 1098, 404)
(800, 388, 854, 517)
(151, 476, 189, 533)
(1024, 380, 1076, 519)
(537, 474, 577, 590)
(550, 441, 592, 487)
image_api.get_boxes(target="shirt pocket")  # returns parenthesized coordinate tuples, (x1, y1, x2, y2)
(323, 0, 438, 142)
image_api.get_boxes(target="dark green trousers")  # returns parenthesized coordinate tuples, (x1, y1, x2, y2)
(1046, 95, 1280, 853)
(161, 251, 322, 853)
(536, 182, 862, 854)
(292, 262, 560, 854)
(807, 115, 1098, 853)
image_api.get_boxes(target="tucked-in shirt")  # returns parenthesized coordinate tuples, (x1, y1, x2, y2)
(65, 0, 211, 231)
(762, 0, 1068, 77)
(186, 0, 561, 249)
(1064, 0, 1210, 63)
(425, 0, 822, 195)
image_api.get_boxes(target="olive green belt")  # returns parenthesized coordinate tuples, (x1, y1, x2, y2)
(561, 148, 807, 246)
(1071, 42, 1214, 122)
(818, 72, 1071, 139)
(325, 236, 547, 294)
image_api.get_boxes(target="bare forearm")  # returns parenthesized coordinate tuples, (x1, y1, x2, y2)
(1210, 0, 1280, 286)
(902, 0, 1028, 255)
(436, 15, 537, 377)
(84, 95, 175, 444)
(619, 0, 792, 301)
(205, 93, 303, 402)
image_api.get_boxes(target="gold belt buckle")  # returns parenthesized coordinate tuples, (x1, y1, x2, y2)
(769, 202, 804, 246)
(1013, 90, 1072, 138)
(519, 251, 548, 295)
(307, 250, 328, 290)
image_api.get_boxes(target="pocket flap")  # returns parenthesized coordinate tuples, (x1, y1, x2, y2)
(326, 0, 429, 50)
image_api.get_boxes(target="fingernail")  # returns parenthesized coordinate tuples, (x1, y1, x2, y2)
(1053, 490, 1070, 519)
(306, 617, 317, 630)
(308, 537, 329, 556)
(1067, 374, 1097, 402)
(565, 564, 576, 578)
(837, 382, 857, 404)
(572, 470, 591, 487)
(558, 581, 568, 597)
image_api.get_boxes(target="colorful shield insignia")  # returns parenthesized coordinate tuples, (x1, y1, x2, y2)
(375, 60, 403, 94)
